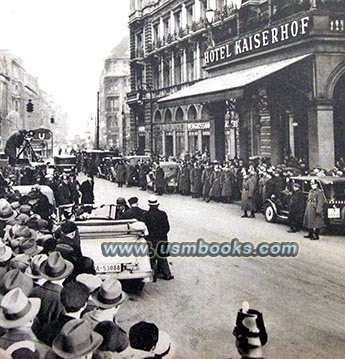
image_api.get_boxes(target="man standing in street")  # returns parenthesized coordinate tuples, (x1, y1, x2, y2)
(79, 175, 95, 204)
(120, 197, 146, 221)
(141, 195, 174, 281)
(287, 183, 305, 233)
(303, 179, 325, 240)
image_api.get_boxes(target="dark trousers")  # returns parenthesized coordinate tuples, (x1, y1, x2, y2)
(150, 257, 171, 277)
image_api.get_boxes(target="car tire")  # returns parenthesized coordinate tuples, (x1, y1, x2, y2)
(120, 279, 145, 293)
(264, 204, 277, 223)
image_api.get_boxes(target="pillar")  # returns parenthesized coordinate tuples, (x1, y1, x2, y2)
(182, 49, 187, 83)
(181, 3, 187, 28)
(308, 102, 335, 169)
(173, 129, 177, 157)
(184, 124, 189, 154)
(198, 129, 202, 152)
(162, 130, 166, 157)
(208, 102, 226, 161)
(195, 42, 201, 80)
(171, 52, 175, 86)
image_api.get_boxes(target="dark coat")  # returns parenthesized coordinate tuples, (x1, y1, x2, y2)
(30, 192, 52, 221)
(220, 169, 233, 198)
(55, 181, 73, 206)
(202, 167, 213, 197)
(116, 163, 126, 184)
(120, 206, 146, 221)
(141, 207, 170, 256)
(209, 171, 222, 199)
(303, 188, 325, 229)
(288, 190, 305, 224)
(241, 176, 256, 212)
(80, 179, 94, 204)
(190, 167, 202, 194)
(180, 165, 191, 193)
(155, 166, 165, 190)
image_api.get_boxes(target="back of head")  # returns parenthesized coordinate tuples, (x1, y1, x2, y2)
(60, 281, 89, 313)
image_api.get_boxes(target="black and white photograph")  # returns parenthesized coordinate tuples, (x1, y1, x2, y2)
(0, 0, 345, 358)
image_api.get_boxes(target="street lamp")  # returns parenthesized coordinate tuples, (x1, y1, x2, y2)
(205, 6, 215, 48)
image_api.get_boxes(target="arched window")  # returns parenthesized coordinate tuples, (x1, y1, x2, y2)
(187, 105, 197, 121)
(175, 107, 184, 122)
(154, 110, 162, 123)
(164, 109, 172, 122)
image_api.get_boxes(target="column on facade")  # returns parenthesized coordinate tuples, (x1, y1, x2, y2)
(162, 130, 166, 157)
(237, 99, 250, 163)
(160, 57, 164, 88)
(198, 129, 202, 153)
(159, 17, 164, 39)
(195, 42, 201, 80)
(208, 102, 226, 161)
(182, 49, 187, 83)
(184, 123, 189, 155)
(181, 3, 187, 28)
(288, 114, 295, 157)
(170, 11, 175, 34)
(173, 129, 177, 157)
(308, 102, 335, 169)
(194, 0, 201, 21)
(171, 52, 175, 86)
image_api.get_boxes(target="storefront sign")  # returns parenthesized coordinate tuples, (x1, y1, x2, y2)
(188, 122, 210, 130)
(204, 16, 310, 65)
(163, 124, 184, 131)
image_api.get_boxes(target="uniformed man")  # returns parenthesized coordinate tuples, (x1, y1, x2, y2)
(303, 179, 325, 240)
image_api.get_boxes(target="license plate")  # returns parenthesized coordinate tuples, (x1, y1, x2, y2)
(328, 208, 341, 219)
(96, 264, 122, 273)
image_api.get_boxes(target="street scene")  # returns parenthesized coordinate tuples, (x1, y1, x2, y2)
(0, 0, 345, 358)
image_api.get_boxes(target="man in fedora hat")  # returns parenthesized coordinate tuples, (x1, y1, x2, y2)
(303, 179, 325, 240)
(287, 182, 306, 233)
(83, 278, 127, 328)
(141, 195, 174, 281)
(0, 199, 17, 237)
(31, 252, 74, 323)
(0, 269, 33, 297)
(53, 319, 103, 359)
(120, 197, 146, 221)
(0, 239, 12, 267)
(0, 288, 54, 357)
(120, 321, 174, 359)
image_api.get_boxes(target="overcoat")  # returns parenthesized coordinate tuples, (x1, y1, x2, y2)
(241, 176, 256, 211)
(220, 168, 233, 198)
(209, 171, 222, 199)
(303, 188, 325, 229)
(190, 167, 202, 194)
(202, 167, 213, 197)
(288, 189, 305, 224)
(116, 163, 126, 184)
(155, 166, 165, 190)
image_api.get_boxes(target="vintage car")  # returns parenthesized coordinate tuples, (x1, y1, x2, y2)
(62, 204, 153, 292)
(263, 176, 345, 228)
(54, 155, 77, 173)
(124, 155, 151, 167)
(160, 161, 179, 193)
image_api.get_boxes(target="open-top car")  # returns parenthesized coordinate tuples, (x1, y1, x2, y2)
(263, 176, 345, 229)
(59, 203, 153, 292)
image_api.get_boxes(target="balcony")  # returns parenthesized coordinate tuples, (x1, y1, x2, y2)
(131, 48, 145, 63)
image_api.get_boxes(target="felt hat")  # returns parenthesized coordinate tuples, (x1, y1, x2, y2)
(0, 201, 17, 222)
(25, 254, 48, 279)
(0, 240, 12, 263)
(18, 205, 32, 215)
(8, 254, 31, 272)
(15, 214, 30, 226)
(76, 273, 102, 294)
(0, 269, 33, 297)
(53, 319, 103, 359)
(92, 278, 127, 309)
(128, 197, 139, 205)
(13, 238, 43, 257)
(148, 195, 159, 206)
(39, 251, 74, 281)
(0, 288, 40, 329)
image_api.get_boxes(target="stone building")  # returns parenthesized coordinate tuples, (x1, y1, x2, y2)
(99, 36, 130, 152)
(128, 0, 345, 169)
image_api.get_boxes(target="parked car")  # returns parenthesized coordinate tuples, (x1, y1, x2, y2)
(160, 161, 179, 193)
(263, 176, 345, 228)
(54, 155, 77, 173)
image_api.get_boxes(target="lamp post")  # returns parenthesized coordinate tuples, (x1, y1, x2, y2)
(138, 83, 153, 156)
(205, 6, 215, 48)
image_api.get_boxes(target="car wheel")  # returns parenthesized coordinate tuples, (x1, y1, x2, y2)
(120, 279, 145, 293)
(264, 204, 277, 223)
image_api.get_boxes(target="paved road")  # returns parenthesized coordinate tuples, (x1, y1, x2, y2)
(91, 177, 345, 359)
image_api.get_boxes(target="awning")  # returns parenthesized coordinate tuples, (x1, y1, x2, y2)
(158, 54, 311, 107)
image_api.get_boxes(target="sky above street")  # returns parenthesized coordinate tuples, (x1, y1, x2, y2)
(1, 0, 130, 136)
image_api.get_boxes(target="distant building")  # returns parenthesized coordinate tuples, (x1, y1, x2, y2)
(0, 50, 68, 153)
(99, 36, 130, 152)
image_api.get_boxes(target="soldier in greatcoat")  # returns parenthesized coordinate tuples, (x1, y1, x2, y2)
(190, 163, 202, 198)
(287, 182, 305, 233)
(241, 171, 256, 218)
(201, 164, 213, 202)
(209, 166, 222, 202)
(303, 180, 325, 240)
(220, 163, 234, 203)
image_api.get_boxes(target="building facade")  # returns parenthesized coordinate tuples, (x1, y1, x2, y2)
(128, 0, 345, 169)
(99, 36, 131, 152)
(0, 50, 68, 154)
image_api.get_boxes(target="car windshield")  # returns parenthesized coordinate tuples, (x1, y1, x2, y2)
(322, 183, 345, 201)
